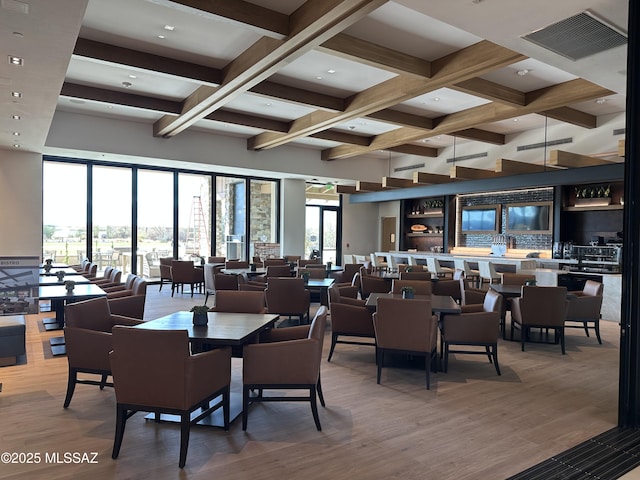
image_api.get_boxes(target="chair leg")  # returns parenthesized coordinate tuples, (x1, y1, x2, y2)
(171, 282, 175, 297)
(63, 368, 77, 408)
(443, 343, 449, 373)
(425, 356, 431, 390)
(112, 405, 127, 460)
(491, 345, 501, 376)
(222, 386, 230, 431)
(559, 327, 566, 355)
(310, 386, 322, 431)
(178, 412, 191, 468)
(583, 321, 590, 338)
(521, 325, 526, 352)
(376, 350, 383, 384)
(317, 374, 326, 407)
(242, 385, 250, 431)
(595, 318, 602, 344)
(485, 346, 493, 364)
(328, 333, 338, 362)
(205, 292, 210, 305)
(99, 373, 109, 389)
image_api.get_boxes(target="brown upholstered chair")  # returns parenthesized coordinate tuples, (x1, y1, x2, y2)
(211, 290, 266, 313)
(210, 272, 240, 302)
(501, 273, 536, 286)
(263, 258, 287, 267)
(107, 276, 148, 319)
(565, 280, 604, 343)
(327, 302, 375, 361)
(110, 326, 231, 469)
(170, 260, 204, 297)
(359, 269, 390, 299)
(265, 277, 310, 324)
(298, 258, 322, 268)
(225, 260, 249, 269)
(104, 273, 136, 294)
(440, 289, 503, 375)
(253, 264, 292, 282)
(459, 276, 486, 306)
(511, 286, 569, 354)
(391, 279, 432, 295)
(332, 263, 363, 285)
(373, 298, 438, 389)
(432, 277, 462, 303)
(242, 306, 328, 431)
(328, 284, 365, 307)
(207, 256, 226, 264)
(284, 255, 301, 263)
(399, 271, 432, 281)
(63, 297, 143, 408)
(298, 267, 326, 279)
(158, 257, 173, 291)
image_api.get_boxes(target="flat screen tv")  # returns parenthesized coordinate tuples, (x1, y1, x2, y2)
(460, 206, 499, 233)
(506, 202, 552, 233)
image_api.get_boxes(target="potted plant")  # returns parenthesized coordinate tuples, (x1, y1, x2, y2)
(301, 271, 310, 283)
(190, 305, 210, 326)
(56, 271, 65, 282)
(401, 286, 415, 299)
(64, 280, 75, 292)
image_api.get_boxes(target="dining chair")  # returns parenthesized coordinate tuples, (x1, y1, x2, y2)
(225, 260, 249, 269)
(565, 280, 604, 344)
(390, 279, 432, 295)
(63, 297, 143, 408)
(107, 276, 148, 319)
(327, 302, 375, 361)
(372, 297, 438, 389)
(242, 306, 328, 431)
(440, 289, 503, 375)
(211, 290, 266, 313)
(511, 286, 569, 354)
(265, 277, 310, 324)
(110, 326, 231, 468)
(399, 271, 432, 281)
(158, 257, 174, 291)
(170, 260, 204, 297)
(327, 284, 365, 307)
(426, 257, 455, 278)
(477, 261, 502, 287)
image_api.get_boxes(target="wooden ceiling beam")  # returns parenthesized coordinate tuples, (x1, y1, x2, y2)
(452, 77, 525, 107)
(250, 41, 525, 150)
(388, 144, 438, 157)
(323, 78, 613, 160)
(336, 185, 358, 194)
(450, 165, 504, 180)
(153, 0, 387, 138)
(382, 177, 415, 188)
(367, 109, 433, 130)
(413, 172, 451, 185)
(453, 128, 505, 145)
(495, 158, 561, 174)
(355, 181, 384, 192)
(541, 106, 597, 129)
(548, 150, 613, 168)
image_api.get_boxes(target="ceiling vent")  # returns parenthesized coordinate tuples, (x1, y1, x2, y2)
(522, 10, 627, 61)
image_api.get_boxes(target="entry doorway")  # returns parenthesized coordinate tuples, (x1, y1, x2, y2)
(381, 216, 397, 252)
(305, 205, 341, 264)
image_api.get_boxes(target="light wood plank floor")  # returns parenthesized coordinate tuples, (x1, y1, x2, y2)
(0, 286, 620, 480)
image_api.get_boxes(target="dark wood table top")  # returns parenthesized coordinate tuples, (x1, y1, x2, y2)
(134, 311, 279, 346)
(305, 278, 335, 288)
(38, 283, 107, 300)
(365, 293, 461, 314)
(38, 275, 92, 286)
(489, 284, 525, 296)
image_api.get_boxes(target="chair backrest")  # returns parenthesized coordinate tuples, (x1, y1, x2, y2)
(360, 274, 390, 297)
(65, 296, 113, 332)
(110, 268, 123, 283)
(123, 273, 137, 290)
(131, 276, 147, 296)
(426, 257, 440, 273)
(342, 263, 363, 283)
(265, 277, 309, 314)
(204, 264, 217, 292)
(225, 260, 249, 269)
(501, 273, 535, 285)
(263, 258, 286, 267)
(519, 286, 568, 327)
(213, 273, 239, 291)
(102, 266, 114, 279)
(400, 271, 432, 281)
(482, 289, 503, 313)
(212, 290, 266, 313)
(266, 264, 292, 277)
(298, 267, 326, 279)
(373, 298, 436, 352)
(207, 256, 226, 264)
(284, 255, 301, 263)
(478, 261, 499, 281)
(391, 279, 432, 295)
(111, 326, 191, 408)
(170, 260, 195, 281)
(583, 280, 604, 296)
(298, 258, 321, 268)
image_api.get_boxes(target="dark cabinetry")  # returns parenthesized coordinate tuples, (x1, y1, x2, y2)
(401, 198, 445, 251)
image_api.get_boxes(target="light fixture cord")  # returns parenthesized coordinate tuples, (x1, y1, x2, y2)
(543, 115, 548, 171)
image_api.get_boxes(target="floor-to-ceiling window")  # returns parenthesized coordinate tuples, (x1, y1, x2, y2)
(216, 176, 246, 261)
(178, 173, 212, 261)
(249, 179, 278, 259)
(92, 165, 132, 274)
(138, 170, 174, 277)
(42, 162, 87, 265)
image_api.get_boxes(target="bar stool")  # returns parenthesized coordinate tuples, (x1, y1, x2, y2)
(454, 258, 481, 288)
(477, 261, 501, 287)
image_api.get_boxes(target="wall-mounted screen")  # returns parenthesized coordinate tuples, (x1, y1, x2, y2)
(460, 206, 499, 233)
(506, 202, 552, 233)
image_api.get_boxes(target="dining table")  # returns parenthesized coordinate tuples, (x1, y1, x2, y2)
(365, 292, 461, 315)
(220, 267, 268, 277)
(134, 310, 280, 427)
(304, 278, 335, 306)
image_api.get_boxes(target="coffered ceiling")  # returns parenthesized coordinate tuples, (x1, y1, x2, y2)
(0, 0, 629, 185)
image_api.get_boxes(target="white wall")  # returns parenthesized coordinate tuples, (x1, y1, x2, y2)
(280, 179, 306, 257)
(0, 151, 42, 256)
(341, 200, 379, 260)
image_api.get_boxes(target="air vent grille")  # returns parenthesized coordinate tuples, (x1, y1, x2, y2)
(446, 152, 487, 163)
(394, 163, 424, 172)
(613, 128, 626, 136)
(522, 11, 627, 61)
(517, 137, 572, 152)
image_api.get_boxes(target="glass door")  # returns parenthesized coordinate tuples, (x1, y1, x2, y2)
(305, 205, 340, 264)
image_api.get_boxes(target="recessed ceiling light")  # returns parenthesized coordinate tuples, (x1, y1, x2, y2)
(107, 105, 113, 109)
(516, 69, 530, 76)
(11, 91, 21, 98)
(12, 132, 19, 136)
(11, 114, 20, 120)
(13, 144, 20, 148)
(596, 98, 607, 104)
(8, 55, 23, 66)
(513, 118, 519, 122)
(157, 35, 165, 39)
(433, 97, 440, 101)
(316, 75, 323, 80)
(128, 74, 137, 79)
(327, 69, 336, 74)
(163, 24, 175, 31)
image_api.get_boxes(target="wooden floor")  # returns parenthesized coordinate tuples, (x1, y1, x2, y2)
(0, 286, 620, 480)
